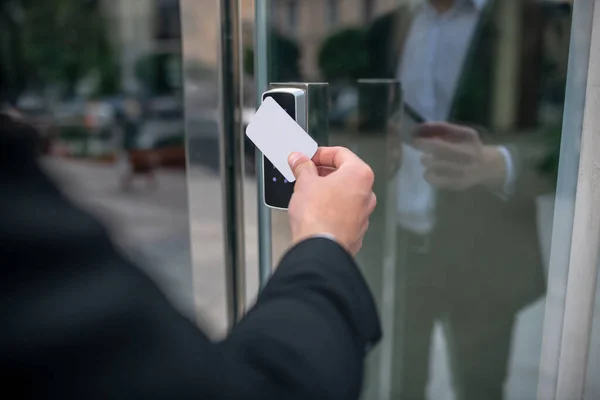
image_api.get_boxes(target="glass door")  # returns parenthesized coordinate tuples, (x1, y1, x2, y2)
(8, 0, 598, 398)
(248, 0, 600, 399)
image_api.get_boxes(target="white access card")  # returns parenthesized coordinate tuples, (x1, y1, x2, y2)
(245, 97, 318, 183)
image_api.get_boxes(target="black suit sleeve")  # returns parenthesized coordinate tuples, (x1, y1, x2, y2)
(0, 126, 381, 399)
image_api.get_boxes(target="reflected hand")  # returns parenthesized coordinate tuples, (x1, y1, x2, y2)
(412, 123, 507, 191)
(288, 147, 377, 255)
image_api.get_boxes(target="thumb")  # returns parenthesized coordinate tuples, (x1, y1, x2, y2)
(288, 152, 317, 181)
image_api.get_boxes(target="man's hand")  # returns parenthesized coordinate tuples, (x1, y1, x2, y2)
(287, 147, 377, 255)
(412, 122, 507, 191)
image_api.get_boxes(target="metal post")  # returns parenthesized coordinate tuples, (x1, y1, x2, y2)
(555, 1, 600, 398)
(254, 0, 273, 290)
(219, 0, 246, 325)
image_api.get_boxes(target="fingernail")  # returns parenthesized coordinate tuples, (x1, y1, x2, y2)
(288, 152, 302, 167)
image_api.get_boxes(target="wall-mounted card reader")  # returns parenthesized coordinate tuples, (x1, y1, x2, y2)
(261, 83, 329, 210)
(261, 88, 306, 210)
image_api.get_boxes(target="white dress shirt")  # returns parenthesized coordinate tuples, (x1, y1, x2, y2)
(396, 0, 514, 234)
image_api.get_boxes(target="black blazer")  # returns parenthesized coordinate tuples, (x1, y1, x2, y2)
(361, 1, 570, 311)
(0, 115, 381, 399)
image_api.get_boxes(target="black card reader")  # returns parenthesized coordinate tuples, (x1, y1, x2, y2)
(261, 88, 307, 210)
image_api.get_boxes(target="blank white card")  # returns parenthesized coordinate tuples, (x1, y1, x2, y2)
(245, 97, 318, 183)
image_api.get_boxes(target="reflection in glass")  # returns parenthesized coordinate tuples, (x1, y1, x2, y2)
(263, 0, 576, 398)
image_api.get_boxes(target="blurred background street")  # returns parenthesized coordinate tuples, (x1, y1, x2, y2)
(43, 156, 260, 337)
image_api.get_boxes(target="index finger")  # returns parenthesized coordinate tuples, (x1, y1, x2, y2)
(311, 146, 361, 169)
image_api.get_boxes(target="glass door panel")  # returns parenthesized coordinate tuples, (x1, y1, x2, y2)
(255, 0, 588, 399)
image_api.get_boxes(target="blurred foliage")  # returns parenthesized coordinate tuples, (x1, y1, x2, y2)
(135, 53, 182, 96)
(317, 28, 368, 82)
(136, 54, 169, 95)
(92, 57, 121, 98)
(2, 0, 118, 98)
(243, 29, 301, 82)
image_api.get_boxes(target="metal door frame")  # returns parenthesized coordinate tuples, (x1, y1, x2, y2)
(552, 0, 600, 398)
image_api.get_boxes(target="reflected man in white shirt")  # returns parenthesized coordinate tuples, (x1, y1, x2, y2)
(361, 0, 569, 398)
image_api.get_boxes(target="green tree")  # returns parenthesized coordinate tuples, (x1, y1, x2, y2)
(1, 0, 26, 103)
(4, 0, 117, 97)
(317, 28, 368, 82)
(135, 52, 183, 96)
